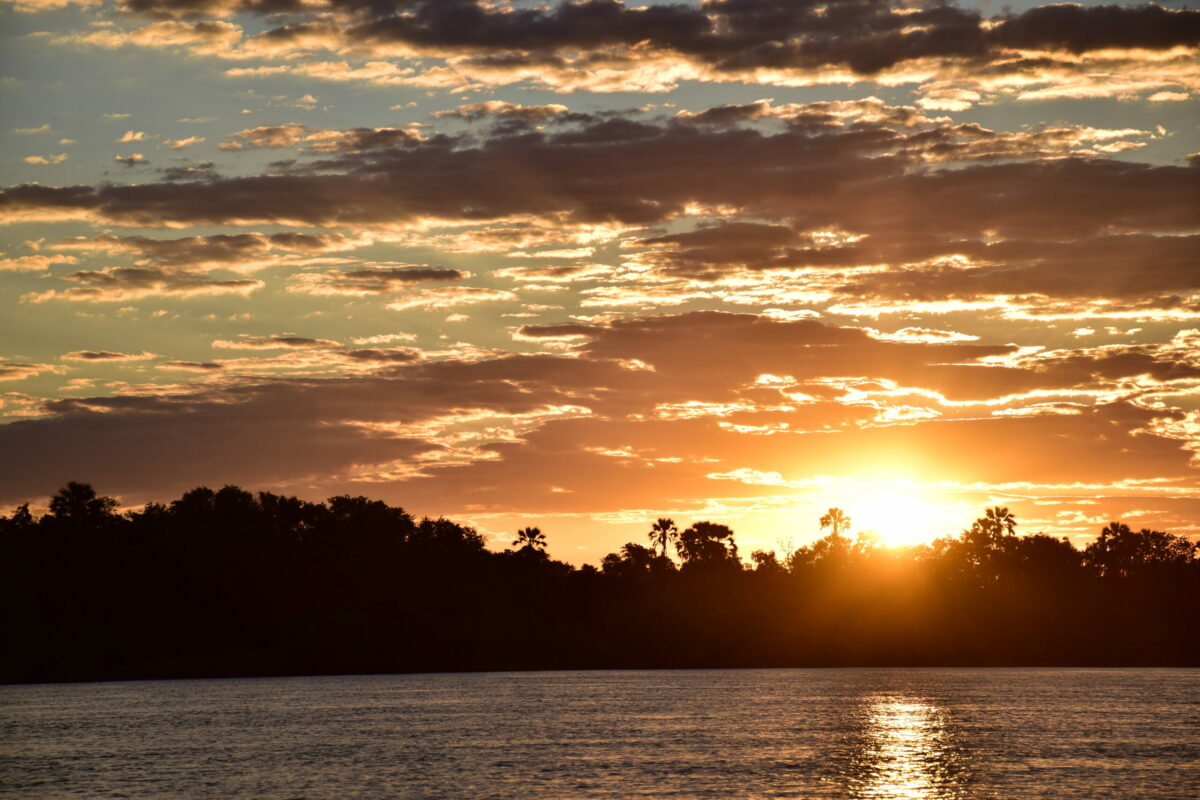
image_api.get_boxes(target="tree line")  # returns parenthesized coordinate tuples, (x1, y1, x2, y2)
(1, 482, 1196, 683)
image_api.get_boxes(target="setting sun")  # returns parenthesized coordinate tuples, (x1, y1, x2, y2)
(841, 489, 969, 548)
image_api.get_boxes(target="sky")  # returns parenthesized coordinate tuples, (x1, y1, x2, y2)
(0, 0, 1197, 562)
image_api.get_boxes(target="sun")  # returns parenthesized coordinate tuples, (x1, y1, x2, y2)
(841, 489, 958, 548)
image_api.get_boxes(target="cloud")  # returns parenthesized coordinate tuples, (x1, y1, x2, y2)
(158, 360, 225, 372)
(10, 102, 1169, 327)
(61, 350, 158, 362)
(827, 235, 1200, 304)
(23, 154, 69, 165)
(432, 101, 584, 132)
(0, 308, 1195, 537)
(218, 123, 308, 149)
(2, 103, 1187, 235)
(81, 0, 1198, 99)
(0, 254, 77, 271)
(352, 332, 417, 345)
(514, 323, 596, 343)
(22, 267, 264, 302)
(51, 232, 362, 272)
(289, 265, 469, 296)
(866, 328, 981, 345)
(493, 263, 614, 283)
(211, 334, 341, 350)
(988, 4, 1200, 54)
(55, 19, 243, 56)
(342, 347, 422, 363)
(0, 351, 607, 500)
(166, 136, 205, 149)
(384, 286, 517, 310)
(3, 3, 1195, 546)
(0, 362, 61, 382)
(219, 123, 419, 152)
(436, 100, 572, 120)
(7, 0, 98, 11)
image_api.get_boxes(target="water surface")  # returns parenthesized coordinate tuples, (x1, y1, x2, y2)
(3, 669, 1198, 798)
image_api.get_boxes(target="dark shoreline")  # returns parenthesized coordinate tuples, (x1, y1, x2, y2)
(9, 662, 1200, 689)
(5, 483, 1197, 686)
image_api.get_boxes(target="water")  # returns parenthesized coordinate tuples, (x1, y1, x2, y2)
(2, 669, 1197, 799)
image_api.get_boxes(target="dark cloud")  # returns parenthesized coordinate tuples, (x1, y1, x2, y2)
(53, 232, 356, 269)
(560, 311, 1012, 393)
(159, 360, 225, 371)
(5, 107, 1193, 324)
(61, 350, 155, 362)
(990, 3, 1200, 54)
(268, 232, 353, 251)
(342, 347, 423, 363)
(0, 351, 610, 503)
(159, 163, 219, 182)
(516, 323, 597, 340)
(640, 224, 1200, 303)
(119, 0, 1200, 76)
(290, 266, 470, 295)
(636, 221, 809, 277)
(24, 267, 263, 302)
(434, 101, 582, 122)
(4, 108, 1188, 236)
(673, 100, 775, 126)
(1027, 344, 1200, 386)
(0, 380, 434, 504)
(831, 235, 1200, 302)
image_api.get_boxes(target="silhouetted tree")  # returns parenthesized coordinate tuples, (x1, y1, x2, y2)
(750, 550, 785, 575)
(677, 521, 740, 569)
(0, 503, 35, 534)
(939, 506, 1022, 583)
(513, 526, 547, 552)
(648, 518, 678, 561)
(602, 542, 673, 580)
(49, 481, 117, 524)
(1083, 522, 1198, 578)
(409, 517, 487, 556)
(820, 507, 851, 538)
(1, 486, 1196, 682)
(983, 506, 1018, 537)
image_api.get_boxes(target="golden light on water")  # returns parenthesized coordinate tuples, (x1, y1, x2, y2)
(851, 697, 967, 800)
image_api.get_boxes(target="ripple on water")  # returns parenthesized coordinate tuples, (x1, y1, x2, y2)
(1, 668, 1198, 799)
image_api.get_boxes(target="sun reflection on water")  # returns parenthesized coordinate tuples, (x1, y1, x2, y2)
(848, 696, 968, 800)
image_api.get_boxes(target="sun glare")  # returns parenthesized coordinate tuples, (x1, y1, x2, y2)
(843, 490, 957, 548)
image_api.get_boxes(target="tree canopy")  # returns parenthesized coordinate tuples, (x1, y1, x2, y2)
(1, 483, 1195, 683)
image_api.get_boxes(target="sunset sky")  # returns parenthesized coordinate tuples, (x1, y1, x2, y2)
(1, 0, 1197, 561)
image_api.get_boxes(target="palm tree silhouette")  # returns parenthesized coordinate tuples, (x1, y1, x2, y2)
(1100, 521, 1131, 538)
(648, 518, 678, 560)
(984, 506, 1017, 537)
(512, 526, 547, 552)
(820, 507, 851, 539)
